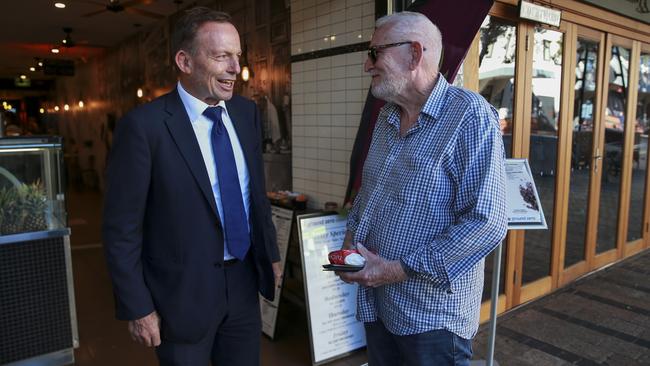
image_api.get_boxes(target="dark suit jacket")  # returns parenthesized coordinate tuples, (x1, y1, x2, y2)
(102, 88, 279, 343)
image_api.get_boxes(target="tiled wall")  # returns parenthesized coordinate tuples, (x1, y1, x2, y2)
(290, 0, 374, 209)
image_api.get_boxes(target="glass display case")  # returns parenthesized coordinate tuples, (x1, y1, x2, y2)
(0, 136, 77, 366)
(0, 136, 66, 235)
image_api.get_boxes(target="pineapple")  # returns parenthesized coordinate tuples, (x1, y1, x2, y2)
(0, 181, 48, 235)
(18, 181, 48, 232)
(0, 186, 25, 235)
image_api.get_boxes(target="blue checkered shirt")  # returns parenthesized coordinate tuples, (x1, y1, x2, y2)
(347, 76, 507, 339)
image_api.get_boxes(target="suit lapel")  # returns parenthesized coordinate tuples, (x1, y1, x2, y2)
(163, 89, 220, 219)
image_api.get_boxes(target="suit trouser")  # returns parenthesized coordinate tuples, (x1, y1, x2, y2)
(155, 254, 261, 366)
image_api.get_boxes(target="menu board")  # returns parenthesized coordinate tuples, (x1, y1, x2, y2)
(260, 205, 293, 339)
(297, 213, 366, 365)
(505, 159, 547, 229)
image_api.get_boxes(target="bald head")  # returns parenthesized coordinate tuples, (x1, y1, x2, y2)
(375, 11, 442, 74)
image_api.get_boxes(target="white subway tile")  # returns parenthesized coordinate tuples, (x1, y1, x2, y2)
(345, 17, 362, 32)
(318, 160, 332, 172)
(332, 78, 346, 90)
(316, 1, 330, 16)
(317, 104, 330, 115)
(317, 115, 331, 125)
(331, 90, 346, 103)
(319, 126, 332, 138)
(317, 68, 331, 81)
(332, 0, 346, 11)
(318, 171, 332, 184)
(331, 136, 347, 151)
(316, 57, 331, 69)
(346, 4, 362, 19)
(318, 148, 332, 160)
(332, 126, 346, 139)
(331, 115, 346, 126)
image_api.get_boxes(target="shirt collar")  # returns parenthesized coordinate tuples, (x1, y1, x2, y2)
(177, 81, 227, 123)
(421, 74, 449, 122)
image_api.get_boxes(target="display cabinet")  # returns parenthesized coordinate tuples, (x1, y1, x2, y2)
(0, 136, 78, 366)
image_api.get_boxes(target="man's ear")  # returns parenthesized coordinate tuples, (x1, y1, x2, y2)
(410, 42, 425, 70)
(175, 50, 192, 74)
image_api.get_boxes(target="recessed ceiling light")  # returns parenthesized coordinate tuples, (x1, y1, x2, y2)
(54, 2, 66, 9)
(29, 67, 36, 72)
(51, 47, 60, 54)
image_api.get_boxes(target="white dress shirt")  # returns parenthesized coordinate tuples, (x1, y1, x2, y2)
(177, 82, 251, 260)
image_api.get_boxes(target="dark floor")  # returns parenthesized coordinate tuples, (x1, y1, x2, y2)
(66, 189, 650, 365)
(473, 251, 650, 366)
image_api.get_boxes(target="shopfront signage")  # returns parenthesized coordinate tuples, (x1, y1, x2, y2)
(519, 0, 561, 27)
(297, 213, 366, 365)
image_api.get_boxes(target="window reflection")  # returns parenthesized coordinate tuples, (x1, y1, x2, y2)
(478, 16, 515, 298)
(479, 16, 516, 157)
(565, 38, 599, 268)
(523, 27, 563, 284)
(627, 52, 650, 242)
(597, 45, 631, 253)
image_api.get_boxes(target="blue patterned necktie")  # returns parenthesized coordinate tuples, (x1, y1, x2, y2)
(203, 106, 250, 260)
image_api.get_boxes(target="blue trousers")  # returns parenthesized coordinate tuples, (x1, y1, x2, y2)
(154, 255, 260, 366)
(364, 320, 473, 366)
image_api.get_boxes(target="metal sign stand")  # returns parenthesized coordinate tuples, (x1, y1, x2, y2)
(470, 242, 502, 366)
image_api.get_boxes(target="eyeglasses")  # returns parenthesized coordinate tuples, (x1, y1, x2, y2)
(367, 41, 425, 63)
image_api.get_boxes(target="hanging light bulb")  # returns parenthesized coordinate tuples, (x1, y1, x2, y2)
(78, 100, 84, 108)
(136, 88, 144, 98)
(54, 106, 60, 112)
(241, 66, 250, 82)
(64, 104, 70, 111)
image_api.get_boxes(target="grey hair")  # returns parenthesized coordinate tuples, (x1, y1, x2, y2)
(375, 11, 442, 71)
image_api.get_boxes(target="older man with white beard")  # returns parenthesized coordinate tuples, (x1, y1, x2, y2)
(335, 11, 508, 366)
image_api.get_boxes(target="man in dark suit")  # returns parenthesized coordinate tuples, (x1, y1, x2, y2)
(102, 7, 281, 365)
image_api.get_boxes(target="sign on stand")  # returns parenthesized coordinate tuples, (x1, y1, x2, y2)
(505, 159, 547, 230)
(297, 213, 366, 365)
(260, 205, 293, 339)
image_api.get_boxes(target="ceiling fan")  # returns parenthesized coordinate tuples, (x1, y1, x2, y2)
(61, 28, 76, 48)
(81, 0, 165, 19)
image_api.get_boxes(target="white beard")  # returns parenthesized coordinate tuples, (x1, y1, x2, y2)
(370, 56, 408, 102)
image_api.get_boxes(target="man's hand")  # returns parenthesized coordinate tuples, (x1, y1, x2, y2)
(272, 261, 283, 288)
(335, 244, 408, 287)
(128, 311, 161, 347)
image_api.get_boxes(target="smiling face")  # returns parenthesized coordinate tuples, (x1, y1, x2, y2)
(364, 26, 411, 103)
(176, 21, 241, 104)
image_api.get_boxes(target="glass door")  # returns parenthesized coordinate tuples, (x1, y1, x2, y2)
(594, 35, 634, 267)
(518, 24, 566, 304)
(625, 43, 650, 255)
(561, 26, 606, 284)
